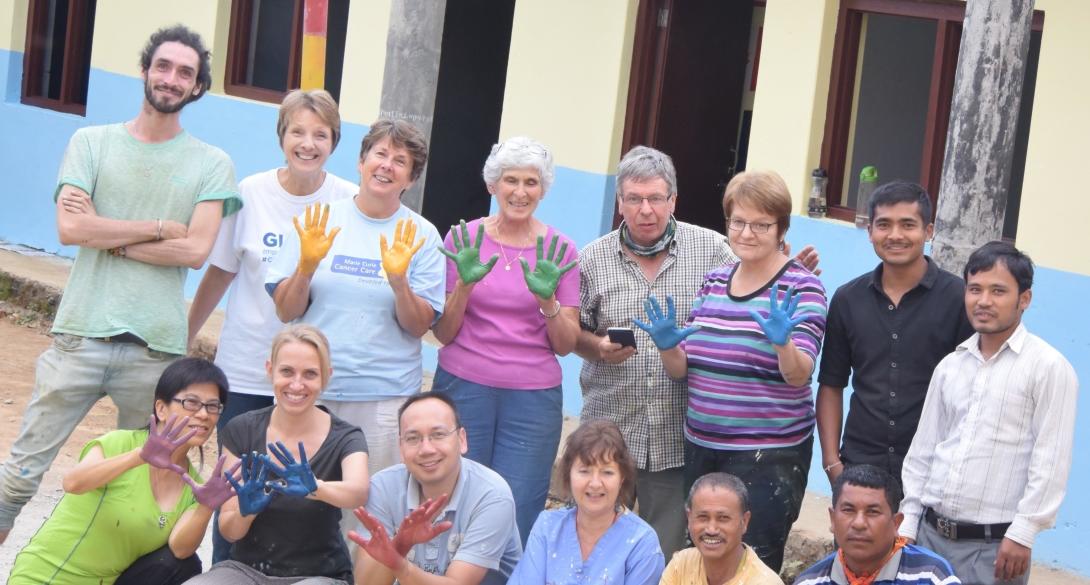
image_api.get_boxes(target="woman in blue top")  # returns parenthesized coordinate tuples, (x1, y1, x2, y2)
(507, 419, 664, 585)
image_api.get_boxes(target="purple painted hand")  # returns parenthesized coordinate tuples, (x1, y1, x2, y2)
(140, 414, 196, 474)
(180, 455, 241, 510)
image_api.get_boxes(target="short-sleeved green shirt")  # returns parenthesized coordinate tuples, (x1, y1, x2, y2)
(7, 429, 200, 585)
(52, 123, 241, 354)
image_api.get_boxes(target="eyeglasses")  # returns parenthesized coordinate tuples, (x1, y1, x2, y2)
(172, 397, 224, 415)
(726, 218, 776, 234)
(400, 427, 459, 447)
(621, 194, 673, 208)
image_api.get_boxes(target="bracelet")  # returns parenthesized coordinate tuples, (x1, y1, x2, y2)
(117, 246, 127, 258)
(156, 218, 163, 241)
(823, 461, 843, 473)
(539, 301, 562, 319)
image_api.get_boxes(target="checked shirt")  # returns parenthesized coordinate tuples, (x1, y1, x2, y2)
(578, 222, 734, 471)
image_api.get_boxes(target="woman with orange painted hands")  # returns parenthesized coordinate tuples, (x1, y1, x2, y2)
(267, 119, 445, 478)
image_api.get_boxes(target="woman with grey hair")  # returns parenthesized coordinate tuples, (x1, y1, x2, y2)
(432, 136, 579, 543)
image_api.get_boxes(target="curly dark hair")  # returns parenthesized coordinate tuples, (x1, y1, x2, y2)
(139, 24, 212, 99)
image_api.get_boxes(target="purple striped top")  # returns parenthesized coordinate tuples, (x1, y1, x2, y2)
(682, 260, 827, 450)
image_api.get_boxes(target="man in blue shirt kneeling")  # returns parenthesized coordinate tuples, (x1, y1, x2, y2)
(794, 465, 959, 585)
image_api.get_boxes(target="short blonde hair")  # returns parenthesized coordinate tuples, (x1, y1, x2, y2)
(722, 170, 793, 239)
(269, 324, 333, 389)
(277, 89, 342, 150)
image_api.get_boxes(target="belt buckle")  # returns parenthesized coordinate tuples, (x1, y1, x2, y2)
(937, 516, 958, 540)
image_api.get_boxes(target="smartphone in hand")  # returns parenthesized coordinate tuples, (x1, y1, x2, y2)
(607, 327, 637, 349)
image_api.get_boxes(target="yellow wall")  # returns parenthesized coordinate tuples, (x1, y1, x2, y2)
(338, 0, 389, 126)
(1015, 0, 1090, 275)
(84, 0, 386, 118)
(91, 1, 220, 77)
(745, 0, 839, 213)
(499, 0, 637, 175)
(2, 2, 28, 53)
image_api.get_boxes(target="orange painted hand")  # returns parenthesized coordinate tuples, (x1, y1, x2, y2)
(380, 218, 425, 278)
(294, 203, 341, 275)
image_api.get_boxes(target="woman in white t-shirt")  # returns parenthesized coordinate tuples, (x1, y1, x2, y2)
(185, 89, 356, 563)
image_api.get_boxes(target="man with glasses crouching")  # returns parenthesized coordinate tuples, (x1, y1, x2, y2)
(349, 393, 521, 585)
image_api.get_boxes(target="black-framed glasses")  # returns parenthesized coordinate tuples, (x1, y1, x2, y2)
(726, 218, 776, 234)
(172, 397, 224, 415)
(400, 427, 460, 447)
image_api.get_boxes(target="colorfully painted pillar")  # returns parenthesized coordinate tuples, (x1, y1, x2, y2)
(301, 0, 328, 90)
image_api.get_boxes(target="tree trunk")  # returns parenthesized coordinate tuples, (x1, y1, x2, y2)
(931, 0, 1034, 273)
(378, 0, 447, 212)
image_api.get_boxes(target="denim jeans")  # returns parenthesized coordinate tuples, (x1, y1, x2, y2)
(0, 334, 178, 531)
(211, 392, 275, 564)
(432, 365, 563, 546)
(683, 435, 813, 572)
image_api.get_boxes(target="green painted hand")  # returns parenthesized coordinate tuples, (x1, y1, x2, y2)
(439, 220, 498, 285)
(520, 235, 577, 300)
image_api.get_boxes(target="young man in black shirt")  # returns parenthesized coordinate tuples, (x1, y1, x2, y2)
(816, 181, 972, 485)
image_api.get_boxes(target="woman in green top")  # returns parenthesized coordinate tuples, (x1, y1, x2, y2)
(7, 358, 237, 585)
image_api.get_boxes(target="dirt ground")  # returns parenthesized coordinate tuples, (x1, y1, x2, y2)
(0, 319, 110, 575)
(0, 319, 1084, 584)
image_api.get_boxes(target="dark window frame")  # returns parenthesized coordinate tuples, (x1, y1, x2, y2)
(820, 0, 1044, 224)
(224, 0, 304, 103)
(21, 0, 97, 116)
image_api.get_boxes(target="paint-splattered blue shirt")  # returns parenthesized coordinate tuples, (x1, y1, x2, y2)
(507, 507, 664, 585)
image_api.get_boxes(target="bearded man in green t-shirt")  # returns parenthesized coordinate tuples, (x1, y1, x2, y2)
(0, 24, 241, 545)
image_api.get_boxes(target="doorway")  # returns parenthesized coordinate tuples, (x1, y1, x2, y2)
(422, 0, 517, 234)
(621, 0, 760, 232)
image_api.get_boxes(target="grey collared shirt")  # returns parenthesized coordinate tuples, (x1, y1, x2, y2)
(578, 222, 734, 471)
(361, 459, 522, 584)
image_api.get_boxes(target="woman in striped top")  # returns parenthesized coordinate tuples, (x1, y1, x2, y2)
(637, 170, 827, 572)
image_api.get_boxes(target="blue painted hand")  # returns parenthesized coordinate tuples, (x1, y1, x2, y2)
(262, 441, 319, 498)
(633, 295, 700, 350)
(749, 285, 807, 346)
(226, 452, 273, 516)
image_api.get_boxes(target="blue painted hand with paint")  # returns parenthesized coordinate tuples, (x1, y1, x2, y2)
(749, 285, 807, 346)
(633, 295, 700, 350)
(262, 441, 318, 498)
(226, 452, 272, 516)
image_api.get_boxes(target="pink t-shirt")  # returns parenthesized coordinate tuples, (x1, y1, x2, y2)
(437, 218, 579, 389)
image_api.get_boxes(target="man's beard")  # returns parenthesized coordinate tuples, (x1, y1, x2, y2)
(144, 81, 191, 114)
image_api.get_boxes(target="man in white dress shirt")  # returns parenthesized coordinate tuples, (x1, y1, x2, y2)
(898, 241, 1078, 585)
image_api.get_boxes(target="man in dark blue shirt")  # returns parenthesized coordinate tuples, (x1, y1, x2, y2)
(815, 181, 972, 485)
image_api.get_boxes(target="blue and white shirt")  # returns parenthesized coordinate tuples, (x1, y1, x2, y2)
(793, 544, 961, 585)
(265, 198, 446, 400)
